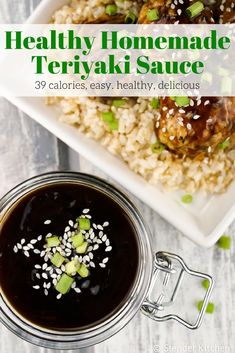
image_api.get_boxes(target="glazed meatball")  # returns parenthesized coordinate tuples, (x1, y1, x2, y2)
(138, 0, 235, 156)
(156, 97, 235, 156)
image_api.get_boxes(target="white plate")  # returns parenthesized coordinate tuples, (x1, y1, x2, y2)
(1, 0, 235, 247)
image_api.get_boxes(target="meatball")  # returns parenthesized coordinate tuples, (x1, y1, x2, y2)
(138, 0, 216, 24)
(156, 97, 235, 156)
(138, 0, 235, 156)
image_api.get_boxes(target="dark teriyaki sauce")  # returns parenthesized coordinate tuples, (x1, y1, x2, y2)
(0, 182, 139, 331)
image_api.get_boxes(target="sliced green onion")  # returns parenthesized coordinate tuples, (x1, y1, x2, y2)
(181, 194, 193, 204)
(65, 259, 81, 275)
(147, 8, 159, 21)
(197, 301, 215, 314)
(151, 141, 165, 154)
(102, 111, 115, 123)
(47, 236, 60, 248)
(217, 235, 231, 250)
(202, 279, 210, 290)
(71, 232, 84, 248)
(55, 273, 74, 294)
(51, 252, 65, 267)
(78, 217, 91, 230)
(175, 96, 190, 107)
(186, 1, 204, 18)
(108, 119, 119, 131)
(150, 97, 160, 109)
(77, 264, 89, 278)
(76, 241, 88, 254)
(125, 11, 136, 24)
(112, 99, 125, 107)
(105, 4, 117, 16)
(102, 111, 119, 131)
(218, 140, 230, 150)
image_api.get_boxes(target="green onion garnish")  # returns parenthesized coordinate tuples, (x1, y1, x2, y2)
(147, 8, 159, 21)
(47, 236, 60, 248)
(151, 141, 165, 154)
(76, 241, 88, 254)
(186, 1, 204, 18)
(125, 11, 136, 24)
(51, 252, 65, 268)
(181, 194, 193, 204)
(108, 119, 119, 131)
(65, 259, 81, 275)
(175, 96, 190, 107)
(150, 98, 160, 109)
(102, 111, 115, 123)
(105, 4, 117, 16)
(102, 111, 119, 131)
(71, 232, 84, 248)
(78, 217, 91, 230)
(55, 273, 74, 294)
(197, 301, 215, 314)
(202, 279, 210, 290)
(217, 235, 231, 250)
(218, 140, 230, 150)
(77, 264, 89, 278)
(112, 99, 125, 107)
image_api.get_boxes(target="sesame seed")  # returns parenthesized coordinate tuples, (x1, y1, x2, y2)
(44, 289, 48, 296)
(51, 274, 57, 279)
(21, 239, 26, 244)
(65, 226, 70, 232)
(82, 209, 90, 214)
(169, 136, 175, 141)
(85, 215, 91, 219)
(30, 239, 37, 244)
(93, 224, 97, 229)
(177, 8, 182, 15)
(68, 220, 74, 227)
(37, 235, 42, 241)
(72, 282, 76, 289)
(97, 225, 103, 230)
(44, 220, 51, 225)
(24, 251, 30, 257)
(103, 222, 109, 227)
(40, 251, 46, 257)
(74, 288, 81, 293)
(13, 246, 18, 253)
(35, 264, 41, 269)
(33, 285, 40, 290)
(53, 279, 58, 286)
(17, 243, 22, 249)
(103, 257, 109, 264)
(187, 123, 192, 130)
(102, 235, 107, 242)
(193, 115, 200, 120)
(93, 244, 99, 250)
(204, 100, 210, 106)
(28, 244, 34, 249)
(56, 293, 62, 300)
(99, 263, 106, 268)
(96, 239, 102, 245)
(42, 263, 47, 270)
(90, 261, 95, 268)
(105, 246, 112, 252)
(42, 273, 48, 280)
(89, 252, 93, 260)
(36, 273, 41, 279)
(46, 283, 51, 289)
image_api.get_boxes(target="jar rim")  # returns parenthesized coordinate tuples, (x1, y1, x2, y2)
(0, 172, 153, 349)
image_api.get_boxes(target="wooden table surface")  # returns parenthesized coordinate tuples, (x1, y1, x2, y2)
(0, 1, 234, 352)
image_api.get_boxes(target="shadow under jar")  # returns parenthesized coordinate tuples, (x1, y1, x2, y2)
(0, 172, 213, 349)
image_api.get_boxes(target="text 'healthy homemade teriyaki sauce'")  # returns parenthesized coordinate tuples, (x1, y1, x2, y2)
(0, 182, 139, 331)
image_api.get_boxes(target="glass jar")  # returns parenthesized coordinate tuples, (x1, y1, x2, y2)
(0, 172, 213, 349)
